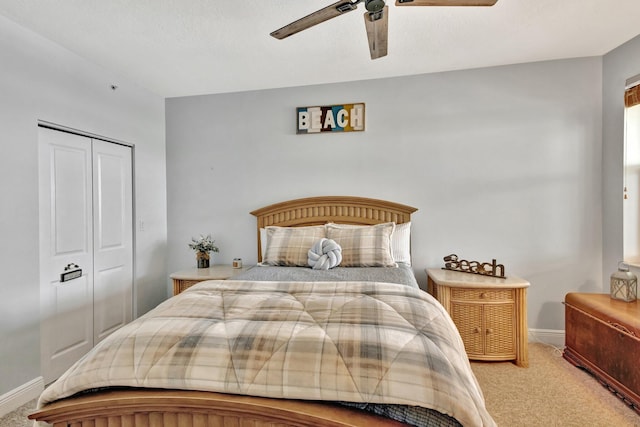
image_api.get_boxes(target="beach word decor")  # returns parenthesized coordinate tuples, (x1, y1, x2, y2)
(296, 103, 365, 134)
(442, 254, 506, 278)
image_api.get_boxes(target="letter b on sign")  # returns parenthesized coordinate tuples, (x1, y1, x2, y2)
(298, 111, 310, 130)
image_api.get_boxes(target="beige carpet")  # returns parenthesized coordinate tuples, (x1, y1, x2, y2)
(471, 342, 640, 426)
(3, 342, 640, 426)
(0, 398, 35, 427)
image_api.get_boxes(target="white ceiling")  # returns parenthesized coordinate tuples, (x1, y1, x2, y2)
(1, 0, 640, 98)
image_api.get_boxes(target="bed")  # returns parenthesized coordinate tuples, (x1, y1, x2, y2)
(30, 196, 495, 427)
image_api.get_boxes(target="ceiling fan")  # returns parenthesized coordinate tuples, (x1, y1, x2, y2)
(270, 0, 498, 60)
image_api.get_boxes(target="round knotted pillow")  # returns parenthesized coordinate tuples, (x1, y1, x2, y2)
(308, 238, 342, 270)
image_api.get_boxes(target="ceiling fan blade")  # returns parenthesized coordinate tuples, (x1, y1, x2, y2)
(364, 6, 389, 60)
(395, 0, 497, 6)
(271, 0, 360, 40)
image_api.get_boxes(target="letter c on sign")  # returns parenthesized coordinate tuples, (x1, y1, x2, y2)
(336, 109, 348, 128)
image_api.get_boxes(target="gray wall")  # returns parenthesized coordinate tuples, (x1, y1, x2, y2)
(603, 35, 640, 284)
(0, 15, 167, 396)
(166, 56, 604, 332)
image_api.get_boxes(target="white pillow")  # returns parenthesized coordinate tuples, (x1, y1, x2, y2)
(260, 227, 267, 259)
(391, 222, 411, 265)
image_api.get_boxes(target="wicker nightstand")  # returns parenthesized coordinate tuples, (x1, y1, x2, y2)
(170, 265, 251, 296)
(426, 268, 529, 367)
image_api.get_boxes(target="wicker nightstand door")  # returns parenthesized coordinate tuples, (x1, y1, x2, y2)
(452, 302, 485, 355)
(426, 268, 529, 367)
(451, 290, 516, 359)
(484, 303, 516, 356)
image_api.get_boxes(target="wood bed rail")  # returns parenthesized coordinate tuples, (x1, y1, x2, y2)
(29, 389, 405, 427)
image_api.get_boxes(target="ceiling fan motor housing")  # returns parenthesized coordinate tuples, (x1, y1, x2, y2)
(365, 0, 386, 12)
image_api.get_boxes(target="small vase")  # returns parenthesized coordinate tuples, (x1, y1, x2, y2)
(196, 251, 210, 268)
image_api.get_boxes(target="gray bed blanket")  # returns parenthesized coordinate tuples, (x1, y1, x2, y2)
(236, 264, 420, 288)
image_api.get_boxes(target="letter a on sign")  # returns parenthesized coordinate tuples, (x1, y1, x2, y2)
(296, 103, 365, 134)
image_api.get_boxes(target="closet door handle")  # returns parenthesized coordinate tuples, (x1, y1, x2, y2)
(60, 264, 82, 282)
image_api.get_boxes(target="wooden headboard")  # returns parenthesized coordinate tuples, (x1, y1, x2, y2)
(250, 196, 418, 262)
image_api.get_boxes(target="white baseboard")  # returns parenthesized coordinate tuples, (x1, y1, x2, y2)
(0, 377, 44, 417)
(529, 328, 565, 348)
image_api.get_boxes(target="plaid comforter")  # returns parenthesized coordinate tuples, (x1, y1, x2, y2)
(39, 280, 495, 427)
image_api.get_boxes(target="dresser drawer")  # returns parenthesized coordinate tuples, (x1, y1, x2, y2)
(451, 288, 514, 302)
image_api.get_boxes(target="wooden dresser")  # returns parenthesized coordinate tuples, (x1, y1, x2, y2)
(170, 265, 251, 295)
(426, 268, 529, 367)
(564, 292, 640, 412)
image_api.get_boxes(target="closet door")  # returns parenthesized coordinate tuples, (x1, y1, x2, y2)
(92, 140, 133, 343)
(39, 127, 94, 384)
(38, 127, 133, 384)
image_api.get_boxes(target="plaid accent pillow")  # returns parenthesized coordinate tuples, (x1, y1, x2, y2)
(326, 222, 397, 267)
(263, 225, 327, 267)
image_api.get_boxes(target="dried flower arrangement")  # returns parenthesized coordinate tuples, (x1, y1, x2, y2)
(189, 234, 219, 268)
(188, 234, 219, 254)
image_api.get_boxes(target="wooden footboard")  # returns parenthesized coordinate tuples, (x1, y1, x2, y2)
(29, 389, 406, 427)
